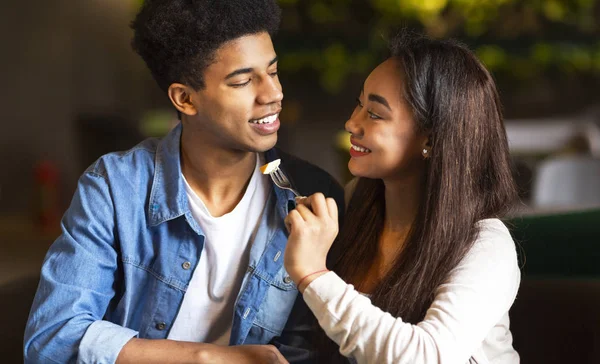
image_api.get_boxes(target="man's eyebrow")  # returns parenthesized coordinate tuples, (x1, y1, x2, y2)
(368, 93, 392, 111)
(224, 56, 279, 80)
(224, 67, 252, 80)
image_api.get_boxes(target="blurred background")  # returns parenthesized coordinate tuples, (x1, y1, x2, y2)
(1, 0, 599, 362)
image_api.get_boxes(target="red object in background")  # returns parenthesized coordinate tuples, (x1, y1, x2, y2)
(34, 160, 61, 233)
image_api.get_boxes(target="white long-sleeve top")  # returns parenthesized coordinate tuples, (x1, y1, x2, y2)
(303, 218, 521, 364)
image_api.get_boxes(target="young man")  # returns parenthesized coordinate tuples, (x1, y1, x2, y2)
(23, 1, 343, 363)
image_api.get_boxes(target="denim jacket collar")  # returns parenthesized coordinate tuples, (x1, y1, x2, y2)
(147, 123, 295, 227)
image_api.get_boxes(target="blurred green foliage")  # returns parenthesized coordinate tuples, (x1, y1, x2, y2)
(276, 0, 600, 93)
(131, 0, 599, 94)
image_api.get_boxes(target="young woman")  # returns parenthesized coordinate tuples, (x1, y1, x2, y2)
(283, 32, 521, 364)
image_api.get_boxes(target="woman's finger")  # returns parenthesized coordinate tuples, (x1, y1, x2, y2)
(296, 193, 328, 217)
(284, 215, 291, 233)
(285, 209, 303, 233)
(308, 193, 328, 217)
(294, 196, 308, 207)
(326, 197, 338, 223)
(295, 203, 316, 223)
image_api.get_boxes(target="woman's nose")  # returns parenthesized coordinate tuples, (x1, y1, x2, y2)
(345, 114, 362, 136)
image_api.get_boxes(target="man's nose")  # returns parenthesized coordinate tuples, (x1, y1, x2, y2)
(257, 76, 283, 105)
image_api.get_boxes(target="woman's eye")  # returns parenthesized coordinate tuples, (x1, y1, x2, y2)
(355, 97, 363, 108)
(368, 111, 382, 120)
(269, 70, 278, 77)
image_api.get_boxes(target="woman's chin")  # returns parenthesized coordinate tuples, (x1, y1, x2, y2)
(348, 162, 370, 179)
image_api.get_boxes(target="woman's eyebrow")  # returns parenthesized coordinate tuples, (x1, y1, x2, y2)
(368, 93, 391, 111)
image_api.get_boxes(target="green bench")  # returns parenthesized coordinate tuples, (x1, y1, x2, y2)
(507, 207, 600, 277)
(506, 208, 600, 363)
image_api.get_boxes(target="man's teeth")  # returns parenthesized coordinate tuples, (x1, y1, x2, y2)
(351, 145, 371, 153)
(250, 114, 278, 124)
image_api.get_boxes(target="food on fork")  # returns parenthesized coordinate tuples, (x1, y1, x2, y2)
(260, 159, 281, 174)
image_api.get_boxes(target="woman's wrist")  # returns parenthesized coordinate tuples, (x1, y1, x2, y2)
(296, 269, 330, 293)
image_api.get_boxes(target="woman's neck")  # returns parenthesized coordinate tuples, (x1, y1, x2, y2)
(358, 173, 424, 294)
(382, 172, 423, 235)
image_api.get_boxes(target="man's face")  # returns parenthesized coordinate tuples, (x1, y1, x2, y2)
(185, 32, 283, 153)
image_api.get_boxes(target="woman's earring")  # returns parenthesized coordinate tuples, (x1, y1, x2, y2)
(422, 148, 429, 158)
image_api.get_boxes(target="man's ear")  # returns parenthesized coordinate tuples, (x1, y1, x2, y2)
(168, 83, 198, 116)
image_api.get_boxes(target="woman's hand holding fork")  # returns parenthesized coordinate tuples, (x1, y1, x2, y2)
(283, 192, 339, 293)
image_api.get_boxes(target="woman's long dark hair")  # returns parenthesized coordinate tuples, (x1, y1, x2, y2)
(319, 32, 518, 362)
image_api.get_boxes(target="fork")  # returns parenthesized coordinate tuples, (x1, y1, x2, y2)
(268, 166, 304, 198)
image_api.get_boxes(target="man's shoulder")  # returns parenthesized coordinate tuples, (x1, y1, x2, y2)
(276, 149, 330, 177)
(84, 138, 160, 178)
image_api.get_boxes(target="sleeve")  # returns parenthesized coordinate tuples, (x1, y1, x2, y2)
(302, 220, 521, 364)
(24, 172, 138, 364)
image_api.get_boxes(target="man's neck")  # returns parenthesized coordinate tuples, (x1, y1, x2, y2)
(180, 130, 258, 217)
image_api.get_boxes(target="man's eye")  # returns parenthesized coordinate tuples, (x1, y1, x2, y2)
(269, 70, 278, 76)
(231, 79, 251, 87)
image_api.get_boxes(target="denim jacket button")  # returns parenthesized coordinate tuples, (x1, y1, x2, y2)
(155, 322, 166, 330)
(182, 261, 191, 270)
(283, 276, 292, 284)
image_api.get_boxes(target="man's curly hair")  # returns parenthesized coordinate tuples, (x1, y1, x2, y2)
(131, 0, 282, 93)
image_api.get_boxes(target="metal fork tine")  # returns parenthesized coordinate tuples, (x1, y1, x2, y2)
(274, 169, 286, 183)
(277, 169, 290, 185)
(269, 169, 283, 187)
(269, 167, 300, 197)
(272, 170, 283, 184)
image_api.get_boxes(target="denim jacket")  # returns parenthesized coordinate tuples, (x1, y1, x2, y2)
(24, 123, 344, 363)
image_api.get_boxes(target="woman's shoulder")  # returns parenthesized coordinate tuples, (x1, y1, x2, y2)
(446, 218, 521, 296)
(468, 218, 519, 267)
(476, 218, 511, 237)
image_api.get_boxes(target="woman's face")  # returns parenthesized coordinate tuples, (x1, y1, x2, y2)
(345, 58, 428, 181)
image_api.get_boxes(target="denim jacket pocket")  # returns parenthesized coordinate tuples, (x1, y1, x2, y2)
(253, 268, 298, 335)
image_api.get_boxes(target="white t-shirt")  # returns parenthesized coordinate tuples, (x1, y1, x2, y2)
(304, 218, 521, 364)
(168, 154, 271, 344)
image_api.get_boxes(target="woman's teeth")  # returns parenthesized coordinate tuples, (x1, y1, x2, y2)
(351, 144, 371, 153)
(250, 114, 278, 124)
